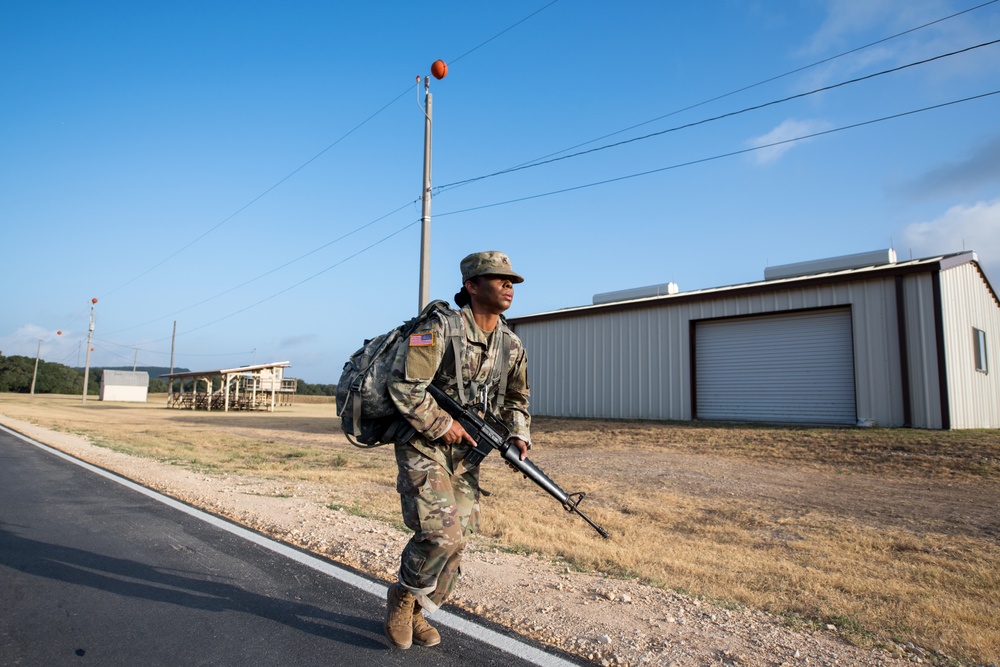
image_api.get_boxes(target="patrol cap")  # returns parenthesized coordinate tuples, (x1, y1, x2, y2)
(460, 250, 524, 284)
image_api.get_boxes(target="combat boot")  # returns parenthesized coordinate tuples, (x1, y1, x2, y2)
(384, 583, 415, 649)
(411, 603, 441, 647)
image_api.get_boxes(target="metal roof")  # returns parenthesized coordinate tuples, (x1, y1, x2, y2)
(509, 251, 997, 325)
(160, 361, 291, 380)
(101, 370, 149, 386)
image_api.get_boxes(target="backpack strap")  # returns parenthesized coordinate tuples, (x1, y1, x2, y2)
(494, 323, 511, 411)
(436, 307, 468, 406)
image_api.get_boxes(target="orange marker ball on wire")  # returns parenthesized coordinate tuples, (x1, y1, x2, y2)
(430, 60, 448, 80)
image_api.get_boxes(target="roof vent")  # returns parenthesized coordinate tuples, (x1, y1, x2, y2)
(764, 248, 897, 281)
(593, 282, 679, 305)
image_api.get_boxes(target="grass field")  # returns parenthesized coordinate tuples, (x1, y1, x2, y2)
(2, 393, 998, 664)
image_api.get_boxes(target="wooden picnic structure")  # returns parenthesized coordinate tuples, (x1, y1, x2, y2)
(162, 361, 297, 412)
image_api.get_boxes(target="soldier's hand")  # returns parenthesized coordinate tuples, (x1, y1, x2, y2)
(441, 419, 477, 447)
(508, 438, 529, 461)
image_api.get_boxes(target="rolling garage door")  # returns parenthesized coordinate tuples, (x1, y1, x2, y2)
(695, 308, 857, 425)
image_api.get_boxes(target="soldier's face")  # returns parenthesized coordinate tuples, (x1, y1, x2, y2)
(468, 275, 514, 314)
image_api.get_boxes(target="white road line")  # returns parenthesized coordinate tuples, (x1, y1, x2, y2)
(0, 423, 578, 667)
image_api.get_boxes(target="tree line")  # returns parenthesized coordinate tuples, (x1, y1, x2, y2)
(0, 354, 96, 394)
(0, 355, 174, 395)
(0, 354, 335, 396)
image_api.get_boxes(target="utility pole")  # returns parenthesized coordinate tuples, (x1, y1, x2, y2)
(418, 60, 447, 312)
(30, 339, 42, 395)
(31, 329, 63, 396)
(169, 320, 177, 373)
(82, 298, 97, 403)
(132, 347, 138, 371)
(169, 320, 176, 399)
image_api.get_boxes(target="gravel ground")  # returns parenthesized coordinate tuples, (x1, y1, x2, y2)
(2, 416, 945, 666)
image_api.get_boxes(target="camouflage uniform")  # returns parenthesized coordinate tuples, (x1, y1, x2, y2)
(387, 304, 530, 613)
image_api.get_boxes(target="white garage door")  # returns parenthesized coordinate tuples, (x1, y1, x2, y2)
(695, 309, 857, 425)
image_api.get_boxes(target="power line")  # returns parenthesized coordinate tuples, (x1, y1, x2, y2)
(99, 93, 411, 301)
(94, 338, 251, 357)
(436, 37, 1000, 192)
(435, 89, 1000, 218)
(97, 2, 562, 304)
(96, 86, 999, 351)
(91, 337, 250, 358)
(449, 0, 560, 64)
(90, 343, 136, 364)
(486, 0, 1000, 172)
(97, 4, 563, 340)
(100, 198, 419, 337)
(86, 4, 996, 347)
(147, 220, 421, 343)
(98, 89, 999, 352)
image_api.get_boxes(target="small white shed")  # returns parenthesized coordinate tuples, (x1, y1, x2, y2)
(100, 370, 149, 403)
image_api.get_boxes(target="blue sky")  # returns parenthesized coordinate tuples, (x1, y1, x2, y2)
(2, 1, 999, 383)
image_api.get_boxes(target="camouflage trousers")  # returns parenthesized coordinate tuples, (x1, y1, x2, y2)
(394, 439, 480, 613)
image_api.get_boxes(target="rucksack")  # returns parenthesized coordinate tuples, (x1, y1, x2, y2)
(336, 300, 465, 447)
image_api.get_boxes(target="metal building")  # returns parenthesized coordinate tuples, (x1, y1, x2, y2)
(161, 362, 297, 412)
(99, 370, 149, 403)
(508, 250, 1000, 429)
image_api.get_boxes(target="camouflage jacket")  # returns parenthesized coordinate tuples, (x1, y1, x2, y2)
(387, 305, 531, 465)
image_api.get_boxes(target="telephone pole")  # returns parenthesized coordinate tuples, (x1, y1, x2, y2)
(418, 60, 447, 312)
(169, 321, 176, 374)
(169, 320, 176, 399)
(30, 339, 42, 395)
(82, 298, 97, 403)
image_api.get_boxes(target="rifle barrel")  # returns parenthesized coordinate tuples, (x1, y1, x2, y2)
(572, 506, 610, 539)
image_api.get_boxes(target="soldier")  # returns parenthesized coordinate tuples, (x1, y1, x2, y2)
(384, 250, 531, 649)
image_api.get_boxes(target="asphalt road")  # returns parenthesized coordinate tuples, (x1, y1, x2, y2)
(0, 425, 579, 666)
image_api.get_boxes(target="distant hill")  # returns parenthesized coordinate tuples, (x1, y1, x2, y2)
(83, 366, 190, 377)
(1, 353, 97, 395)
(1, 355, 207, 395)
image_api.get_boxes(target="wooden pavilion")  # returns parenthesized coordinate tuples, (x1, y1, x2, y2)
(162, 361, 297, 412)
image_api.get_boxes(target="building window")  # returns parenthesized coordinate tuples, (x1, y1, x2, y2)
(973, 328, 988, 374)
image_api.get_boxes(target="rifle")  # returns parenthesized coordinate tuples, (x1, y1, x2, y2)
(427, 383, 610, 539)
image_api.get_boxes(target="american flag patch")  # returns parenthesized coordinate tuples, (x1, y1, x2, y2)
(409, 332, 435, 347)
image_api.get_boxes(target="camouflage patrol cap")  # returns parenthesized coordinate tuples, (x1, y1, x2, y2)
(460, 251, 524, 284)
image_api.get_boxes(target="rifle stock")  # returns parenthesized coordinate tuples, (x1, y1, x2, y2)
(427, 384, 609, 539)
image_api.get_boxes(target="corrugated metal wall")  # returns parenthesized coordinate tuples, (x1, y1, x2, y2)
(514, 278, 909, 425)
(900, 273, 943, 429)
(940, 263, 1000, 428)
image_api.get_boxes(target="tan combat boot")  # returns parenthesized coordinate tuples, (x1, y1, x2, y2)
(411, 603, 441, 647)
(384, 583, 415, 649)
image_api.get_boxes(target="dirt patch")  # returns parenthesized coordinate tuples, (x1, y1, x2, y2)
(4, 410, 980, 667)
(574, 447, 1000, 542)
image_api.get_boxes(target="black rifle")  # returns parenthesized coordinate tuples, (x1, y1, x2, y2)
(427, 384, 609, 539)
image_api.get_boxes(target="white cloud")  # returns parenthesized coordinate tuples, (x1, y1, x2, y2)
(797, 0, 998, 88)
(0, 325, 79, 363)
(748, 119, 833, 165)
(802, 0, 902, 56)
(900, 198, 1000, 279)
(800, 0, 964, 54)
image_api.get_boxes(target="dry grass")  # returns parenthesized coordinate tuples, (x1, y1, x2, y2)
(2, 393, 998, 664)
